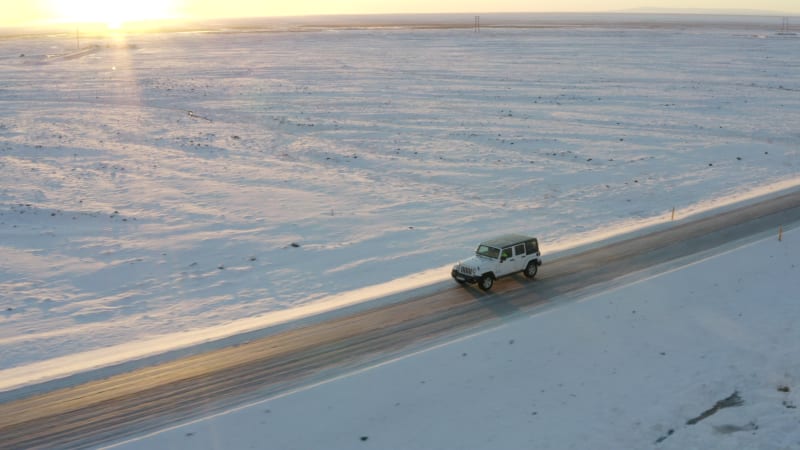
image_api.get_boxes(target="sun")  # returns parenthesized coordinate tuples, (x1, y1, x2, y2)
(46, 0, 178, 29)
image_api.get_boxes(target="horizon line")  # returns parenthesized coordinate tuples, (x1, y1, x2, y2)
(1, 9, 795, 33)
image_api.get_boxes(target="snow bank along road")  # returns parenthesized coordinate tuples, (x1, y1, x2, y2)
(1, 189, 800, 449)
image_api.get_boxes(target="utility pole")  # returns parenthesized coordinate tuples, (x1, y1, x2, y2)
(474, 16, 480, 33)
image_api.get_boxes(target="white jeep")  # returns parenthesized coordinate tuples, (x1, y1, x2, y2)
(451, 234, 542, 291)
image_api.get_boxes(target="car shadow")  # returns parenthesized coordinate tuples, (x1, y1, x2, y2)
(457, 280, 524, 318)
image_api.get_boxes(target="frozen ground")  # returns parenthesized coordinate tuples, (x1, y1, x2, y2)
(109, 225, 800, 450)
(0, 15, 799, 390)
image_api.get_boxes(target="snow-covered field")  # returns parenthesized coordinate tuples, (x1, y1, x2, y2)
(0, 14, 798, 394)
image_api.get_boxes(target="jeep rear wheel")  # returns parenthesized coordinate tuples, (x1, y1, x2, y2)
(478, 274, 494, 291)
(524, 261, 538, 279)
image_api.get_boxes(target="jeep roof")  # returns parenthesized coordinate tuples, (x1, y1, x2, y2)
(479, 234, 537, 249)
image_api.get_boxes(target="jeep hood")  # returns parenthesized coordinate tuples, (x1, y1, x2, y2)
(456, 255, 485, 270)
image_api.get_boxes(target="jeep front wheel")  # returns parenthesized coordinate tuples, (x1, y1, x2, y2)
(524, 261, 538, 278)
(478, 274, 494, 291)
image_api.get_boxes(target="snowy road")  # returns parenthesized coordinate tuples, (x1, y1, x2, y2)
(1, 188, 799, 449)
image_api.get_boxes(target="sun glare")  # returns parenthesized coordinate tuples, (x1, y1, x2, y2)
(46, 0, 178, 29)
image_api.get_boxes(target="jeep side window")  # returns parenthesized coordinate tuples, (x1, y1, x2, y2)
(501, 247, 512, 260)
(525, 239, 539, 254)
(514, 244, 526, 256)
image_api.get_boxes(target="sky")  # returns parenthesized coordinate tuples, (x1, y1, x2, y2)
(2, 1, 799, 28)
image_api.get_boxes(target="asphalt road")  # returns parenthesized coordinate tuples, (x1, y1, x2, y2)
(2, 189, 800, 449)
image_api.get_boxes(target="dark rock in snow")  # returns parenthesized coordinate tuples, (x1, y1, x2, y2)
(686, 391, 743, 425)
(654, 428, 675, 443)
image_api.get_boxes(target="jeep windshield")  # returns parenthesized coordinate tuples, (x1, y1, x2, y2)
(475, 245, 500, 259)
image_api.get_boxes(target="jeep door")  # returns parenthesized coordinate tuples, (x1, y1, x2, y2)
(496, 246, 525, 277)
(512, 243, 529, 272)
